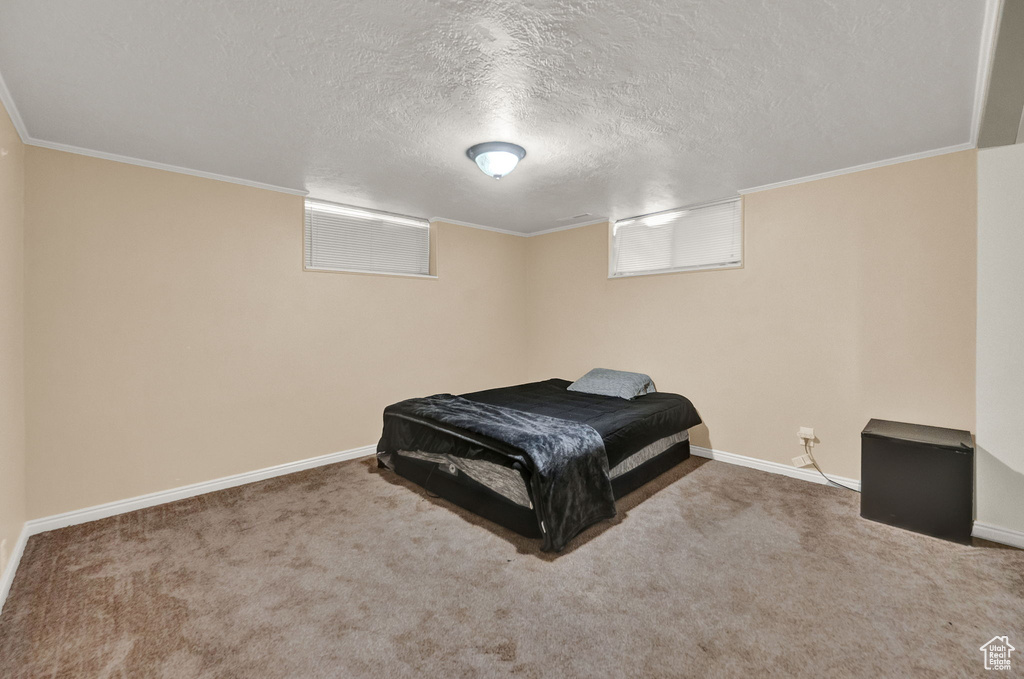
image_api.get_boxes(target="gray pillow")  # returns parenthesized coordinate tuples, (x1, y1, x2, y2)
(567, 368, 657, 400)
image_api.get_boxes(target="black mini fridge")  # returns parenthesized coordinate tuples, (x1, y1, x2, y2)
(860, 419, 974, 544)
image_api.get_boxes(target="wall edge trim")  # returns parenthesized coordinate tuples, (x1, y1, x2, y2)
(691, 445, 1023, 550)
(24, 444, 376, 536)
(738, 143, 975, 195)
(689, 445, 862, 491)
(0, 524, 30, 617)
(972, 0, 1005, 146)
(0, 69, 29, 142)
(3, 443, 1018, 613)
(429, 217, 527, 236)
(526, 218, 610, 237)
(431, 216, 610, 238)
(972, 520, 1024, 549)
(25, 138, 309, 196)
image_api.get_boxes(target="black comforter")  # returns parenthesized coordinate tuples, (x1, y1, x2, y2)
(377, 379, 702, 551)
(381, 394, 615, 552)
(461, 379, 701, 468)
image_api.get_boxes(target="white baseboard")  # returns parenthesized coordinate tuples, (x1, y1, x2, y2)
(690, 445, 861, 491)
(972, 521, 1024, 550)
(690, 444, 1024, 551)
(2, 440, 1019, 617)
(1, 444, 375, 616)
(26, 444, 376, 536)
(0, 524, 30, 616)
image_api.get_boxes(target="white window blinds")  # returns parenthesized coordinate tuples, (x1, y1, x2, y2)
(610, 197, 742, 277)
(304, 199, 431, 277)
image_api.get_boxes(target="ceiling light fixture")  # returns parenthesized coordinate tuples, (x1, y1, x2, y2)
(466, 142, 526, 180)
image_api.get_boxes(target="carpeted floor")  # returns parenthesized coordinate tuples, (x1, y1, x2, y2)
(0, 456, 1020, 678)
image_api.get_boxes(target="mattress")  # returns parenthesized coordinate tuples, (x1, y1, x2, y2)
(395, 429, 690, 508)
(385, 378, 701, 470)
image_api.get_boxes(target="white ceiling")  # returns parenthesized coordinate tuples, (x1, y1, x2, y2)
(0, 1, 995, 233)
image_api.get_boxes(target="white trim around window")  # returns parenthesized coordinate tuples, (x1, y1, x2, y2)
(609, 196, 743, 278)
(304, 199, 434, 278)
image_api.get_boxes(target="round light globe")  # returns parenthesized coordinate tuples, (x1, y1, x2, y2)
(466, 142, 527, 180)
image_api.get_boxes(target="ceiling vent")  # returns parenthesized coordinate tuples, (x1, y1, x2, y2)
(556, 213, 594, 223)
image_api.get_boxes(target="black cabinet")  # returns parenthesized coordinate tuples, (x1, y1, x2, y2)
(860, 419, 974, 544)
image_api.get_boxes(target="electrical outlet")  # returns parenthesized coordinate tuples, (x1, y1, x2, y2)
(792, 454, 813, 468)
(798, 426, 815, 446)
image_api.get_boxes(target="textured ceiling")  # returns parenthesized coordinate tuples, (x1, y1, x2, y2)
(0, 1, 989, 233)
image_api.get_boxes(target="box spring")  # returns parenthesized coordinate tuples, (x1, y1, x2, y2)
(390, 439, 691, 539)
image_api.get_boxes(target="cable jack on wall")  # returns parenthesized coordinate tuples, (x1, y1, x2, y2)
(793, 427, 859, 492)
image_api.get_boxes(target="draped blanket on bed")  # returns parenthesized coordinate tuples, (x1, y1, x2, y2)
(378, 394, 616, 552)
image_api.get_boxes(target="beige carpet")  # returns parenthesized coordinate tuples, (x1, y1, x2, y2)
(0, 456, 1020, 678)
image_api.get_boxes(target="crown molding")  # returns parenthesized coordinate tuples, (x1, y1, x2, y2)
(13, 138, 981, 224)
(432, 216, 608, 238)
(525, 218, 609, 237)
(738, 142, 975, 196)
(26, 138, 308, 196)
(0, 69, 29, 142)
(972, 0, 1005, 146)
(1, 61, 307, 196)
(18, 136, 982, 226)
(428, 217, 527, 237)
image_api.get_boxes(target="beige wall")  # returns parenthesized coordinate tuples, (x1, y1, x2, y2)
(0, 99, 26, 574)
(977, 143, 1024, 534)
(525, 151, 977, 481)
(24, 148, 528, 518)
(20, 145, 981, 522)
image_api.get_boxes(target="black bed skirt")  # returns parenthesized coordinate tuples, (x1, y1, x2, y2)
(390, 440, 691, 540)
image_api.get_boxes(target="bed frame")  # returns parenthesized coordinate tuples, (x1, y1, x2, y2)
(387, 439, 691, 539)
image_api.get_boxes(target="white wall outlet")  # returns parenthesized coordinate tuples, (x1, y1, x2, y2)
(797, 426, 815, 446)
(792, 454, 813, 468)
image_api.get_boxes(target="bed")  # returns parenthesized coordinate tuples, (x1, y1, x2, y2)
(376, 378, 702, 551)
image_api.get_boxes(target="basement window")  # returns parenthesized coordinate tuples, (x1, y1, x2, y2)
(610, 197, 743, 277)
(304, 199, 433, 277)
